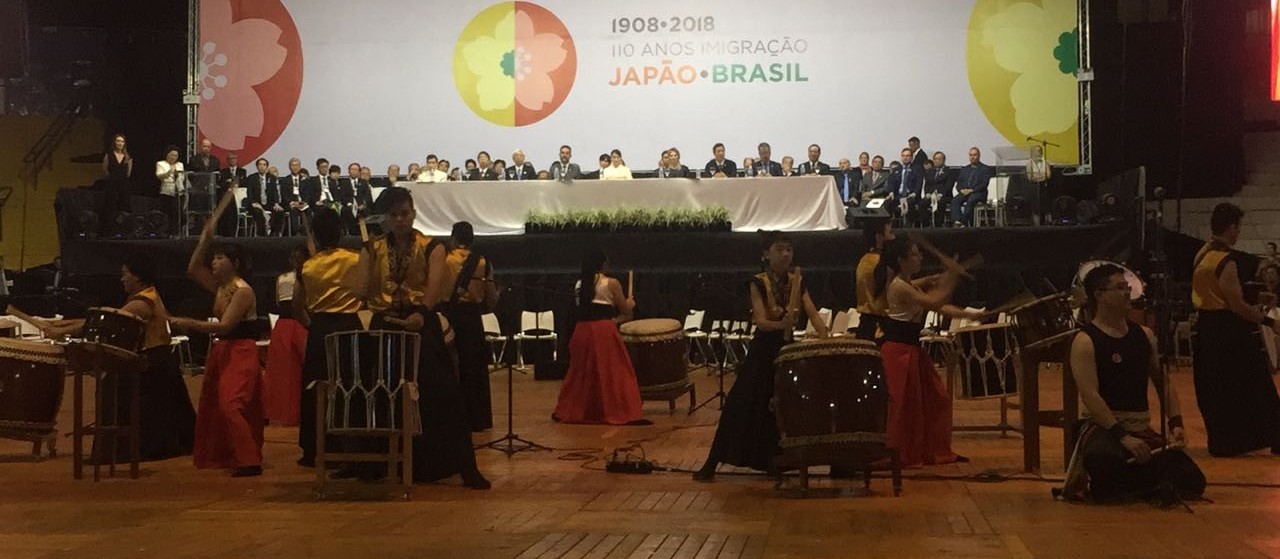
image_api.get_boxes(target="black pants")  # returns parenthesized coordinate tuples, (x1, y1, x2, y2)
(1081, 428, 1205, 502)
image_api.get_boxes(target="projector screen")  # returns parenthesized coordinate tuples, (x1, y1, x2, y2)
(196, 0, 1082, 172)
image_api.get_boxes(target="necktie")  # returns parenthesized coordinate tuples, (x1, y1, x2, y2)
(841, 176, 849, 201)
(517, 167, 522, 180)
(260, 176, 267, 205)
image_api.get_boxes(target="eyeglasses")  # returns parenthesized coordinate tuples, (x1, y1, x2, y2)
(1100, 283, 1131, 293)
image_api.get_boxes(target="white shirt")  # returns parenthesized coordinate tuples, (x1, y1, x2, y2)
(155, 160, 185, 196)
(574, 274, 615, 306)
(601, 165, 632, 180)
(416, 168, 449, 183)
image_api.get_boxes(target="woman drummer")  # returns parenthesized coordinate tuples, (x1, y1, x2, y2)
(170, 192, 265, 477)
(694, 231, 829, 481)
(551, 248, 647, 425)
(354, 187, 490, 489)
(874, 237, 979, 467)
(41, 253, 196, 462)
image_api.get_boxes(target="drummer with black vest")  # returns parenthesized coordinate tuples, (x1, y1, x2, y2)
(1190, 202, 1280, 457)
(694, 231, 829, 482)
(293, 208, 363, 468)
(354, 187, 490, 489)
(440, 221, 499, 432)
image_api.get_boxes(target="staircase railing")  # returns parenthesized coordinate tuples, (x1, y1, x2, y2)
(20, 102, 86, 191)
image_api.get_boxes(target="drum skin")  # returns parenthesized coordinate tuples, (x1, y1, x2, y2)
(772, 338, 888, 450)
(620, 319, 688, 394)
(951, 324, 1018, 399)
(0, 339, 66, 433)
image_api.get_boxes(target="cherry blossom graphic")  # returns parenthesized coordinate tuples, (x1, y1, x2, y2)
(198, 0, 303, 160)
(454, 2, 577, 127)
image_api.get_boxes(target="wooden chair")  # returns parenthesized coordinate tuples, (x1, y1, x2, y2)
(315, 330, 420, 500)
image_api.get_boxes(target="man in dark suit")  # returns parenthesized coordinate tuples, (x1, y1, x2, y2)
(337, 162, 371, 234)
(860, 155, 890, 200)
(703, 143, 737, 178)
(751, 142, 782, 177)
(276, 158, 307, 236)
(188, 139, 221, 173)
(923, 152, 958, 227)
(244, 158, 281, 236)
(548, 145, 581, 180)
(887, 148, 926, 223)
(908, 136, 929, 168)
(467, 151, 500, 181)
(219, 152, 247, 187)
(798, 144, 831, 176)
(833, 158, 860, 205)
(950, 147, 996, 226)
(504, 150, 537, 181)
(301, 157, 337, 213)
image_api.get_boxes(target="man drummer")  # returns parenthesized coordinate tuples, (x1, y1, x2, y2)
(855, 219, 894, 341)
(1061, 263, 1204, 503)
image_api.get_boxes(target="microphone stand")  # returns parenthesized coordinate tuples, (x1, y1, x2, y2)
(1147, 187, 1173, 445)
(1026, 136, 1060, 226)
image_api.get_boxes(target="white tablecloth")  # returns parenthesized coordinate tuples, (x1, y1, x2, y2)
(396, 176, 847, 235)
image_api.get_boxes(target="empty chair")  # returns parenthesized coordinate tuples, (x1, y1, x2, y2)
(683, 310, 711, 368)
(513, 310, 556, 370)
(481, 313, 506, 370)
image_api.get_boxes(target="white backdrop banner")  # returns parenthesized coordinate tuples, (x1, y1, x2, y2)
(198, 0, 1082, 173)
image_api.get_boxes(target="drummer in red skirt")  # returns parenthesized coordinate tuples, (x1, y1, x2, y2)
(873, 237, 980, 467)
(170, 193, 265, 477)
(553, 248, 650, 425)
(262, 245, 309, 427)
(694, 231, 829, 481)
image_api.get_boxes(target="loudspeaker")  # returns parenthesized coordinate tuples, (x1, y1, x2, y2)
(54, 186, 103, 240)
(845, 206, 890, 228)
(1095, 167, 1144, 224)
(1005, 175, 1038, 225)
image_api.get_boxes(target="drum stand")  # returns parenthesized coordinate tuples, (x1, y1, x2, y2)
(477, 335, 552, 457)
(69, 342, 145, 481)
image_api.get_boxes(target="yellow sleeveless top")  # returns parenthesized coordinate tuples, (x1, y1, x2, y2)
(302, 248, 362, 313)
(855, 251, 886, 316)
(444, 247, 488, 304)
(1191, 242, 1233, 311)
(367, 231, 441, 312)
(128, 286, 171, 351)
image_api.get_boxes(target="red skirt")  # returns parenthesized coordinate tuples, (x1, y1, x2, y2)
(881, 341, 957, 467)
(194, 339, 265, 470)
(554, 319, 643, 425)
(262, 318, 307, 426)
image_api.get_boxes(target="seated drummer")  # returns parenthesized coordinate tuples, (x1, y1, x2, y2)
(1060, 264, 1206, 504)
(354, 187, 490, 489)
(38, 253, 196, 463)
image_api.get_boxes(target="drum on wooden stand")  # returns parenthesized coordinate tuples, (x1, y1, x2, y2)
(324, 330, 421, 431)
(920, 335, 958, 378)
(951, 323, 1019, 399)
(82, 307, 146, 352)
(0, 338, 66, 457)
(619, 318, 693, 412)
(773, 338, 900, 495)
(1010, 293, 1078, 351)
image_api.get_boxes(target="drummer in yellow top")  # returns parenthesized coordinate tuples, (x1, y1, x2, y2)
(439, 221, 499, 432)
(39, 253, 196, 463)
(854, 219, 894, 341)
(1190, 202, 1280, 457)
(293, 208, 363, 468)
(353, 187, 490, 489)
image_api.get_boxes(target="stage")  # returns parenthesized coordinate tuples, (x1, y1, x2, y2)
(0, 363, 1277, 559)
(57, 224, 1133, 330)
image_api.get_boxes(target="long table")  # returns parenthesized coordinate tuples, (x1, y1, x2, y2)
(396, 176, 848, 235)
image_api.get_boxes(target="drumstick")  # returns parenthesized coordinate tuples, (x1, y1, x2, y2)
(5, 304, 50, 333)
(1125, 442, 1185, 464)
(907, 232, 976, 280)
(358, 217, 370, 244)
(627, 270, 634, 298)
(787, 266, 803, 319)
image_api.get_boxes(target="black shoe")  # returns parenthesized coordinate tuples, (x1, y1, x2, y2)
(231, 465, 263, 477)
(625, 418, 654, 426)
(297, 457, 315, 468)
(462, 471, 491, 490)
(692, 463, 717, 482)
(550, 413, 561, 423)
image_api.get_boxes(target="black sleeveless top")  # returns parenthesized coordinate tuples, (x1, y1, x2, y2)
(1082, 321, 1152, 413)
(106, 152, 130, 180)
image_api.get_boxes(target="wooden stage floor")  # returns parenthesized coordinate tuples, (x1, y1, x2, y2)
(2, 364, 1280, 559)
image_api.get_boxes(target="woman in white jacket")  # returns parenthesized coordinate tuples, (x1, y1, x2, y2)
(155, 145, 185, 233)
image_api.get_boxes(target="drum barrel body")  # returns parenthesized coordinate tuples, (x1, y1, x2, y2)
(0, 340, 66, 434)
(620, 319, 688, 395)
(83, 308, 146, 352)
(772, 340, 889, 468)
(1011, 295, 1078, 350)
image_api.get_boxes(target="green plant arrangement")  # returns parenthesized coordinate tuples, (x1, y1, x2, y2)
(524, 206, 732, 233)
